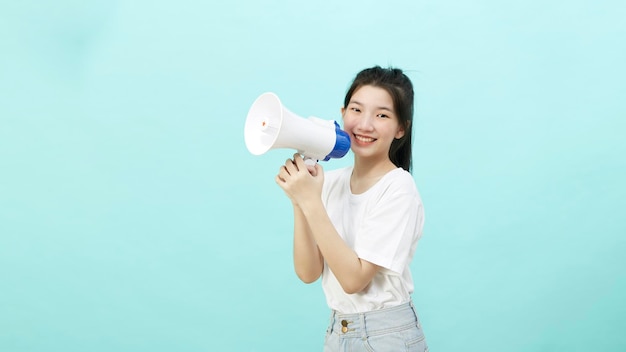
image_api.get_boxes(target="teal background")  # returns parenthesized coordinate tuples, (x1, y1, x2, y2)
(1, 1, 625, 351)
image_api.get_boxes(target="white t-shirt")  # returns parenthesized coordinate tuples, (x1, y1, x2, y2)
(320, 166, 424, 313)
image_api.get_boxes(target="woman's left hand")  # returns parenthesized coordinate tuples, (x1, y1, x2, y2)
(275, 153, 324, 207)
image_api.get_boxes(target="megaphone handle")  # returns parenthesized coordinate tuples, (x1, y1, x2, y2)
(303, 157, 317, 166)
(303, 156, 318, 176)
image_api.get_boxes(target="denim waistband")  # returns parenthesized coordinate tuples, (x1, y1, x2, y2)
(327, 301, 420, 338)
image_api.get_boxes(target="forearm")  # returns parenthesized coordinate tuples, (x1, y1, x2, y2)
(299, 199, 377, 294)
(293, 205, 323, 283)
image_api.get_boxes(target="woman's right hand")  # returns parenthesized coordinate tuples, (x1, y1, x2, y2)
(275, 154, 324, 208)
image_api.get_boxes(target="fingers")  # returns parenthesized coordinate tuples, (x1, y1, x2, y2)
(275, 174, 286, 184)
(282, 154, 305, 176)
(277, 157, 297, 184)
(306, 164, 317, 177)
(277, 164, 290, 183)
(314, 163, 323, 177)
(278, 154, 320, 182)
(284, 154, 324, 177)
(293, 153, 307, 170)
(285, 156, 300, 174)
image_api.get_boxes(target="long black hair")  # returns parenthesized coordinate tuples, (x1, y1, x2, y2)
(343, 66, 415, 172)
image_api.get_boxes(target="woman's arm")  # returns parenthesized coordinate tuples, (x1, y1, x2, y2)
(276, 154, 379, 294)
(298, 197, 379, 294)
(292, 204, 324, 283)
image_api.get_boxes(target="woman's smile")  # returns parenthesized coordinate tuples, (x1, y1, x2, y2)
(354, 134, 377, 144)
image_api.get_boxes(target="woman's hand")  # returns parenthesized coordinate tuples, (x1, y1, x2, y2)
(275, 153, 324, 208)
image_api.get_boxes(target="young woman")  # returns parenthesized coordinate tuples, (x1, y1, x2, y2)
(276, 66, 427, 351)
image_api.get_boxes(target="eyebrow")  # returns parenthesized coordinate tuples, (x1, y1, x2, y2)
(349, 100, 394, 112)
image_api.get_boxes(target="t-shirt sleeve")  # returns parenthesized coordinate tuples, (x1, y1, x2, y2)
(353, 190, 423, 274)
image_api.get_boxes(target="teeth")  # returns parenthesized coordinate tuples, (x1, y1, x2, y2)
(355, 135, 375, 143)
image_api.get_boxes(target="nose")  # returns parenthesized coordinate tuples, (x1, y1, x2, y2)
(356, 113, 374, 131)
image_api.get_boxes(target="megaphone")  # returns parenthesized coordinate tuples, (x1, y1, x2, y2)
(244, 92, 351, 163)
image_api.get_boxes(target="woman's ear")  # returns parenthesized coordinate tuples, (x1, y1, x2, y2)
(340, 107, 345, 117)
(395, 120, 410, 139)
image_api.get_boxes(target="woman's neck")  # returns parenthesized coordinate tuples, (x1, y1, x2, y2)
(350, 157, 397, 194)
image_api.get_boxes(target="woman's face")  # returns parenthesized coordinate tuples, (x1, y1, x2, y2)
(342, 85, 405, 163)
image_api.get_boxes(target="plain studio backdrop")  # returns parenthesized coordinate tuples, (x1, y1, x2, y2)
(1, 1, 624, 351)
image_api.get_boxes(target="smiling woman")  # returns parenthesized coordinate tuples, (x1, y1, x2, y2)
(342, 85, 407, 182)
(275, 66, 428, 352)
(2, 0, 624, 351)
(343, 67, 415, 174)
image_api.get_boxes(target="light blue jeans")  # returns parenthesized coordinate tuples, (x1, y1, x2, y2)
(324, 301, 428, 352)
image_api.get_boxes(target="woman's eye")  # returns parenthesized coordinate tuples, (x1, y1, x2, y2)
(350, 107, 361, 112)
(377, 114, 389, 118)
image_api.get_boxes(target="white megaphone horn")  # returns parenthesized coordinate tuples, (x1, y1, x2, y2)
(244, 92, 351, 163)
